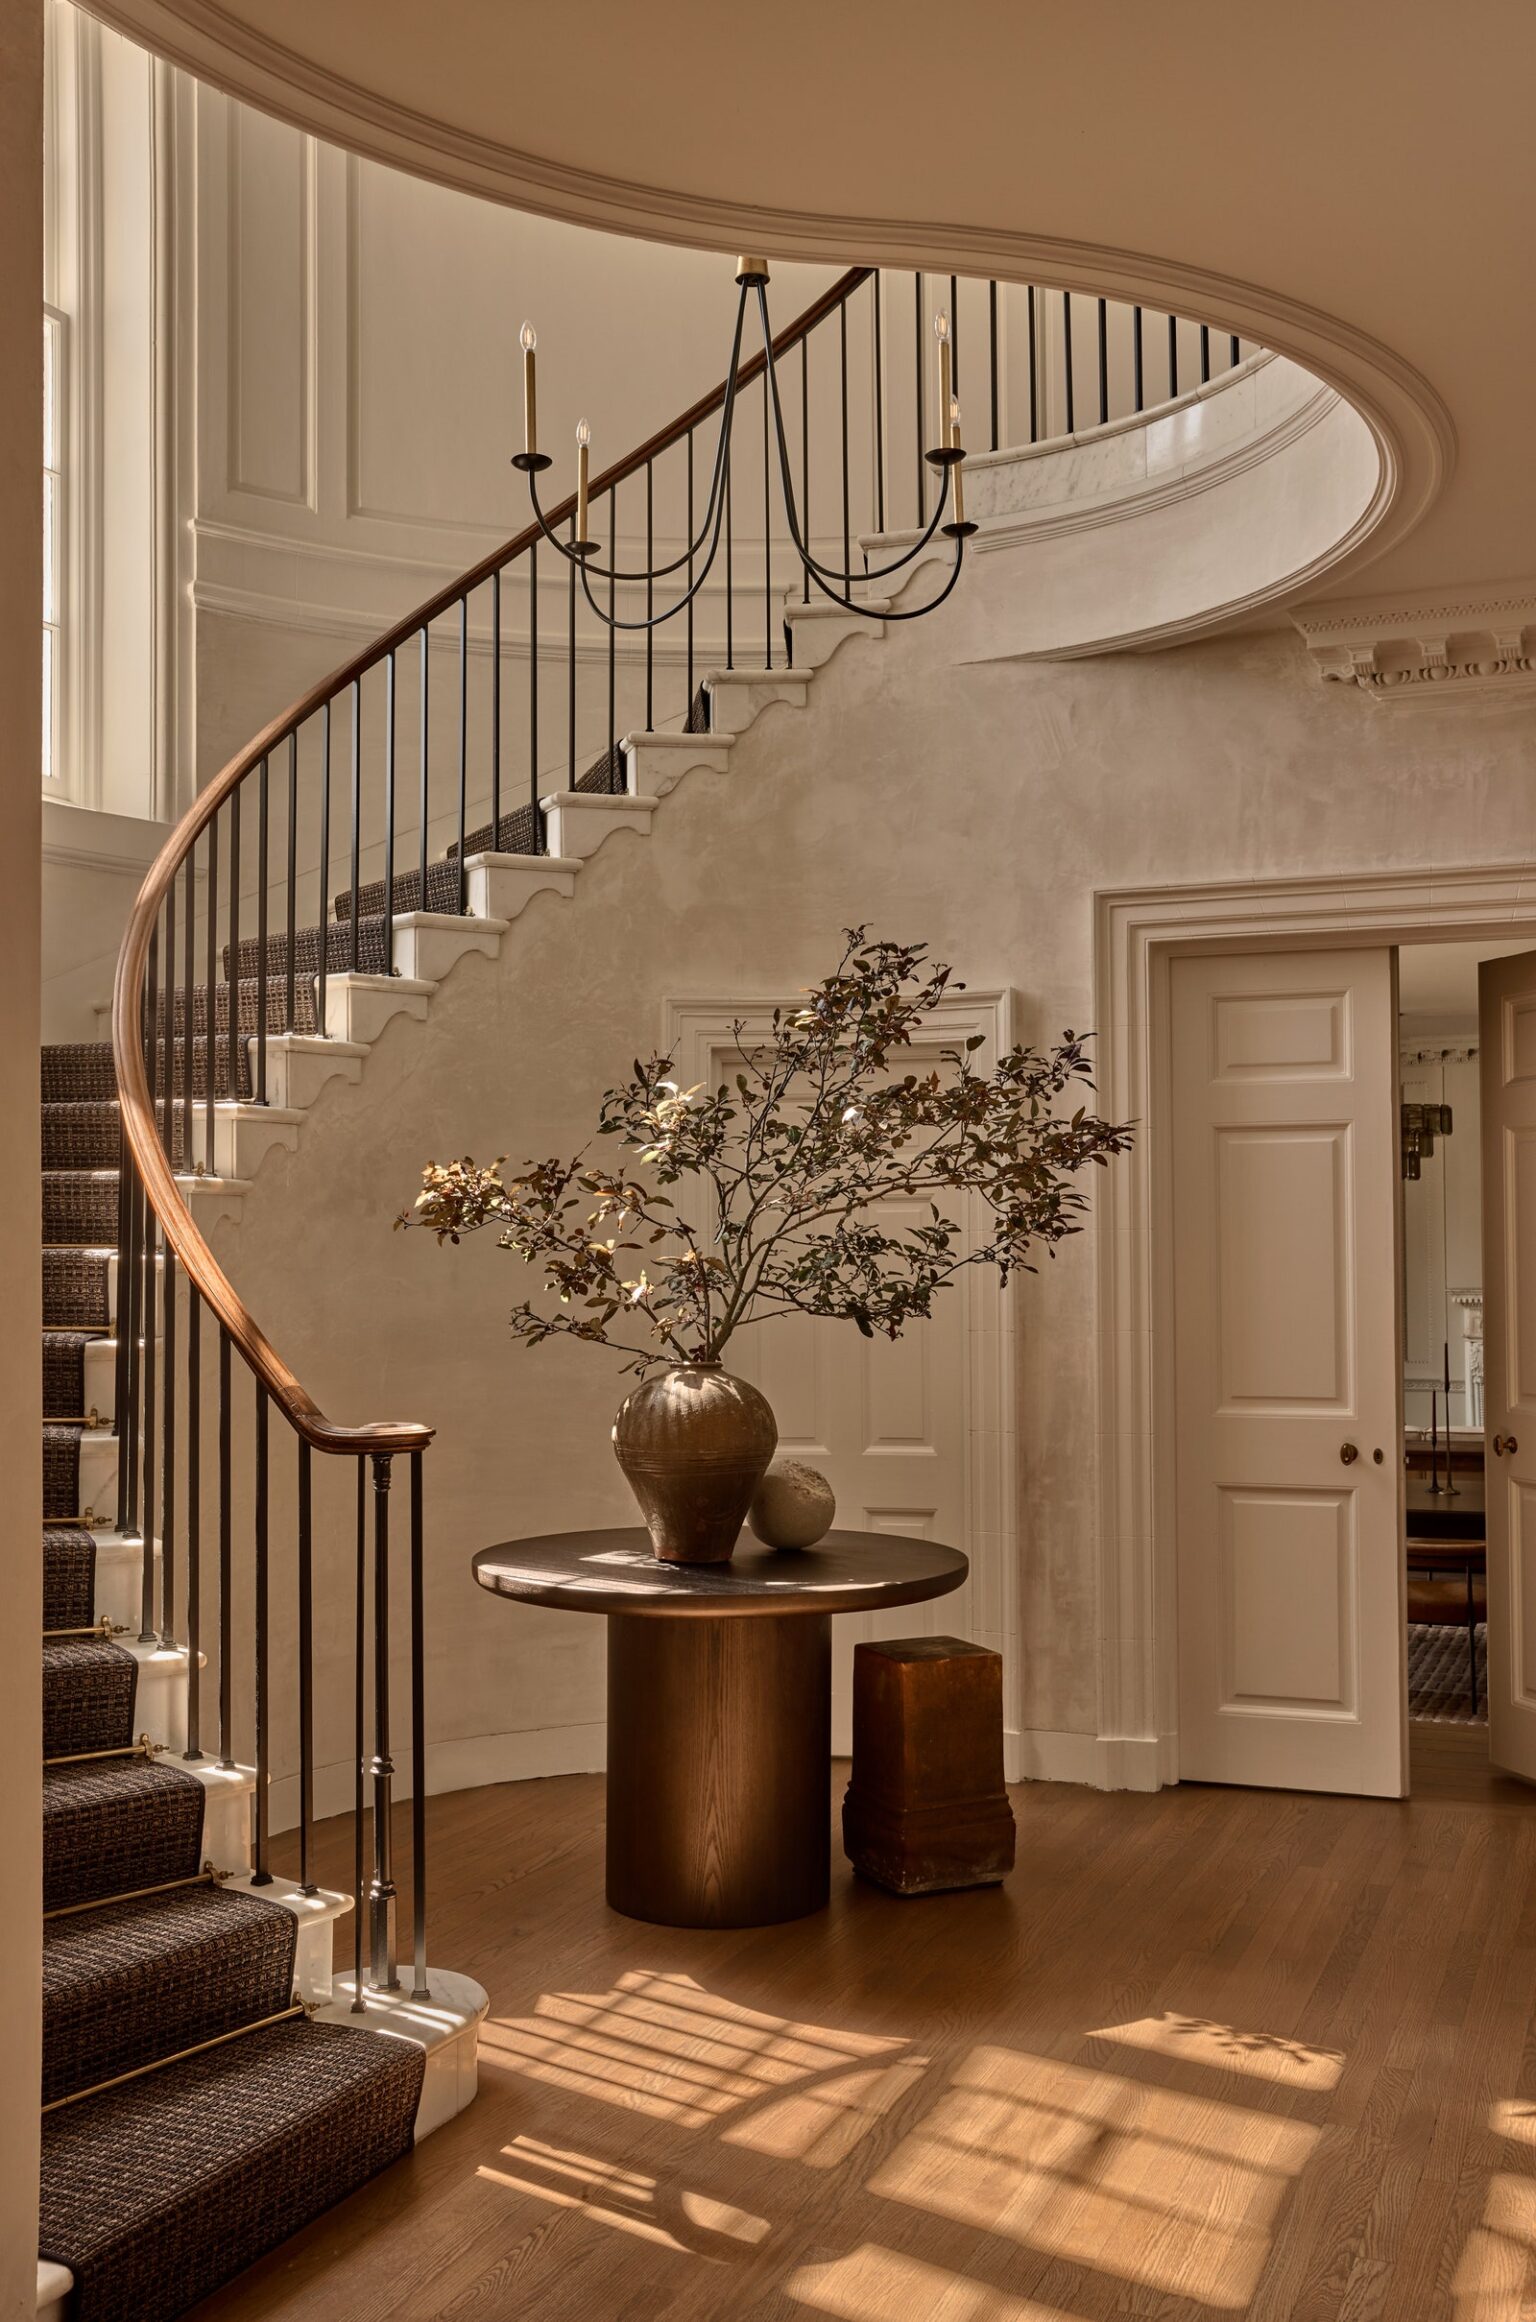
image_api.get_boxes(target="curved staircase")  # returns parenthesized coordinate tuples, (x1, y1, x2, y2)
(33, 258, 1259, 2315)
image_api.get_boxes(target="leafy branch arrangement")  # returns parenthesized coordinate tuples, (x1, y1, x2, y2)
(397, 930, 1133, 1373)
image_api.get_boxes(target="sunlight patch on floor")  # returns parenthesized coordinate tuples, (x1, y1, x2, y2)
(481, 1969, 906, 2128)
(722, 2057, 932, 2167)
(865, 2044, 1318, 2309)
(1091, 2011, 1344, 2090)
(476, 2134, 771, 2260)
(1490, 2099, 1536, 2147)
(1451, 2173, 1536, 2315)
(788, 2242, 1085, 2321)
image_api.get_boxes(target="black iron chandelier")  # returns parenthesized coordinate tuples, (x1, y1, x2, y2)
(511, 257, 975, 637)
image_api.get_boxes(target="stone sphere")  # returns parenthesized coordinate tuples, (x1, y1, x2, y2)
(748, 1459, 836, 1550)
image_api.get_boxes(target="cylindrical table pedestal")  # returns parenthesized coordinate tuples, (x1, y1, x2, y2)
(605, 1611, 831, 1927)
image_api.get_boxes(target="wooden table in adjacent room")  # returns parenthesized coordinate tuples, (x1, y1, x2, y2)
(472, 1527, 967, 1930)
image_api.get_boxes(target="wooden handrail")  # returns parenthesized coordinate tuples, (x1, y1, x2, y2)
(112, 264, 872, 1456)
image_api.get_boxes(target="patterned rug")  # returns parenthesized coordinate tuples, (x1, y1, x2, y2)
(1409, 1623, 1488, 1725)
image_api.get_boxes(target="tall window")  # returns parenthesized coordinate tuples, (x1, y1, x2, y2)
(42, 306, 64, 783)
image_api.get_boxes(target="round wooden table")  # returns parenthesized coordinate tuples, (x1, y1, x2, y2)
(472, 1526, 968, 1929)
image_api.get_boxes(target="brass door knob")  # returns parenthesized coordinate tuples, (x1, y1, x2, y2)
(1340, 1441, 1360, 1465)
(1495, 1433, 1520, 1457)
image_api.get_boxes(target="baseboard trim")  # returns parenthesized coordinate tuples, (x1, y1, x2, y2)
(267, 1717, 1170, 1837)
(1013, 1727, 1170, 1792)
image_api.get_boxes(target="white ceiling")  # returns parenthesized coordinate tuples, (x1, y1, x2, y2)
(85, 0, 1536, 609)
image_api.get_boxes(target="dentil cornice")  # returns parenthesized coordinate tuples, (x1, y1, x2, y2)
(1291, 580, 1536, 704)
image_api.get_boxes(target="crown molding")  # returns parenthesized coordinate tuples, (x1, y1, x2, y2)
(1291, 579, 1536, 704)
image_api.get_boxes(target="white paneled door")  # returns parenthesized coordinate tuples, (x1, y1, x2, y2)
(733, 1197, 971, 1752)
(1171, 950, 1404, 1796)
(1479, 953, 1536, 1782)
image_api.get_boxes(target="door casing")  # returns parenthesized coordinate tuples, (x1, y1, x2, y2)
(1098, 869, 1536, 1795)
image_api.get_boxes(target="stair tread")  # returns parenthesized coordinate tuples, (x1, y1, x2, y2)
(43, 1637, 138, 1762)
(39, 2016, 424, 2322)
(44, 1758, 206, 1914)
(43, 1884, 299, 2109)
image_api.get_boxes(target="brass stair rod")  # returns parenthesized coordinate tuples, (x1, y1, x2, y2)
(42, 2003, 307, 2114)
(44, 1865, 226, 1920)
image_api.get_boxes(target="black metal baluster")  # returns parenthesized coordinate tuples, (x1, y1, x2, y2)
(530, 544, 542, 841)
(285, 732, 297, 1039)
(457, 598, 468, 909)
(1168, 313, 1179, 398)
(140, 925, 159, 1642)
(725, 459, 734, 669)
(1133, 306, 1145, 413)
(491, 572, 502, 847)
(1230, 331, 1241, 369)
(349, 682, 362, 973)
(352, 1456, 366, 2011)
(112, 1148, 133, 1534)
(183, 1286, 201, 1759)
(875, 270, 888, 523)
(181, 859, 195, 1179)
(255, 754, 268, 1102)
(203, 814, 217, 1174)
(1200, 321, 1211, 385)
(251, 1380, 271, 1883)
(800, 341, 810, 605)
(1097, 298, 1109, 426)
(159, 1241, 176, 1651)
(418, 626, 430, 907)
(317, 703, 331, 1036)
(226, 784, 241, 1109)
(409, 1449, 428, 2000)
(839, 299, 851, 602)
(646, 459, 657, 714)
(1062, 293, 1075, 434)
(988, 279, 1000, 451)
(369, 1451, 398, 1990)
(298, 1437, 315, 1892)
(157, 898, 170, 1160)
(383, 652, 397, 972)
(122, 1164, 142, 1542)
(217, 1326, 233, 1768)
(761, 384, 772, 668)
(162, 881, 175, 1173)
(914, 270, 926, 523)
(138, 1210, 157, 1640)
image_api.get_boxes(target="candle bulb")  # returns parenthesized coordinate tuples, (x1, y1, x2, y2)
(575, 417, 591, 542)
(519, 321, 538, 459)
(950, 396, 966, 524)
(934, 310, 951, 450)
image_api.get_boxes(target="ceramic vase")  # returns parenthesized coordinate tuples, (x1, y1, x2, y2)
(612, 1362, 777, 1563)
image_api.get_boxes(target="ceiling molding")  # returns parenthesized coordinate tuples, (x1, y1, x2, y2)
(1291, 580, 1536, 705)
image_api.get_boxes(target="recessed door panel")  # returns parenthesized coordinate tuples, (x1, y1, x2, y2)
(1173, 947, 1401, 1796)
(1503, 994, 1536, 1086)
(1212, 992, 1350, 1081)
(1217, 1129, 1347, 1408)
(1507, 1128, 1536, 1411)
(1219, 1489, 1354, 1712)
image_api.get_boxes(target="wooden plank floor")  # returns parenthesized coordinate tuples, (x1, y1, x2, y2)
(191, 1726, 1536, 2321)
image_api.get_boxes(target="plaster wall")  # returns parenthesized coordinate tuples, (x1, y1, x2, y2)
(198, 603, 1536, 1797)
